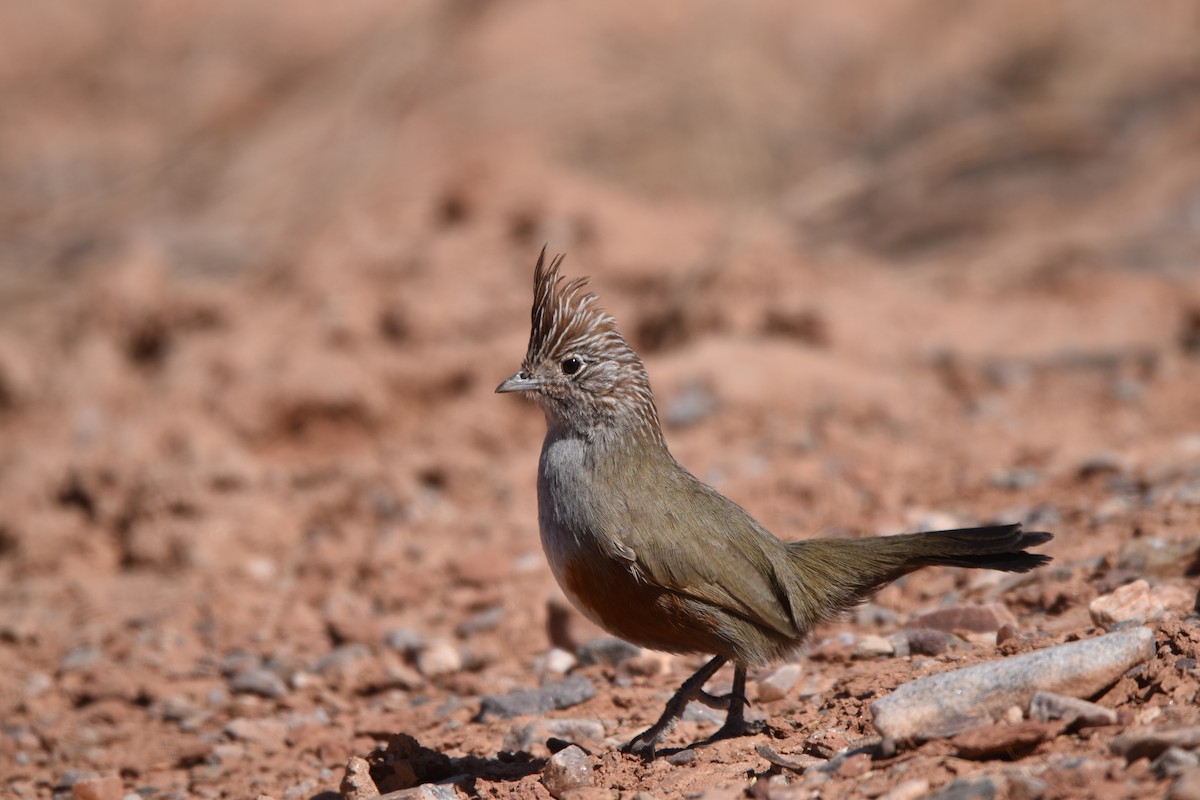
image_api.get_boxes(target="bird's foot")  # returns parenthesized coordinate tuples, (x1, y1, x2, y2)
(696, 690, 732, 710)
(622, 731, 663, 760)
(621, 655, 729, 760)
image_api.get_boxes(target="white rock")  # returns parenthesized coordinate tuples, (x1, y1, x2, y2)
(1099, 578, 1161, 628)
(854, 634, 896, 659)
(416, 640, 462, 677)
(756, 663, 802, 702)
(537, 648, 577, 676)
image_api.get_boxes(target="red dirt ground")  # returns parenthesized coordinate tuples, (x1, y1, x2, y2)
(2, 3, 1200, 799)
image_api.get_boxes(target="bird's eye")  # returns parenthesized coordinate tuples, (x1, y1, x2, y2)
(561, 356, 583, 375)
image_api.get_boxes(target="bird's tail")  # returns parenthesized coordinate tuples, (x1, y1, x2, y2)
(784, 524, 1052, 620)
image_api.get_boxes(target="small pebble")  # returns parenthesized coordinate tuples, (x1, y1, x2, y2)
(24, 672, 52, 698)
(220, 650, 262, 677)
(1111, 726, 1200, 761)
(902, 628, 952, 656)
(665, 749, 698, 766)
(477, 675, 596, 721)
(313, 643, 373, 676)
(924, 774, 1006, 800)
(456, 606, 505, 637)
(61, 646, 101, 672)
(211, 743, 246, 764)
(383, 628, 426, 655)
(1076, 452, 1127, 479)
(1029, 691, 1118, 728)
(854, 634, 895, 659)
(536, 648, 578, 676)
(229, 668, 288, 699)
(989, 468, 1043, 490)
(225, 718, 288, 752)
(996, 623, 1020, 646)
(339, 756, 379, 800)
(377, 785, 458, 799)
(1094, 578, 1166, 628)
(1007, 772, 1050, 798)
(576, 637, 641, 667)
(541, 745, 592, 798)
(1155, 748, 1200, 778)
(416, 640, 463, 678)
(756, 663, 802, 702)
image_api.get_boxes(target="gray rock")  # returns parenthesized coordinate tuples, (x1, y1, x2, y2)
(1029, 691, 1118, 727)
(312, 643, 373, 676)
(988, 469, 1042, 490)
(898, 628, 953, 656)
(477, 675, 596, 721)
(455, 606, 505, 637)
(60, 646, 101, 672)
(576, 638, 641, 667)
(1076, 452, 1128, 479)
(1155, 748, 1200, 778)
(1111, 726, 1200, 761)
(220, 650, 261, 676)
(871, 628, 1156, 740)
(542, 745, 592, 798)
(228, 668, 288, 699)
(378, 786, 458, 800)
(383, 628, 426, 655)
(924, 774, 1005, 800)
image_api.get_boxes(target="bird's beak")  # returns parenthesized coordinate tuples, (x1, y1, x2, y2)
(496, 371, 541, 394)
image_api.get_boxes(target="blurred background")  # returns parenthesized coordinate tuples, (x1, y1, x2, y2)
(5, 1, 1200, 281)
(2, 2, 1200, 797)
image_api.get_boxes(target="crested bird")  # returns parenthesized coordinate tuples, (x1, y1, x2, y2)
(496, 249, 1053, 756)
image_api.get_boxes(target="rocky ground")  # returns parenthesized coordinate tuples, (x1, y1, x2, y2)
(2, 3, 1200, 799)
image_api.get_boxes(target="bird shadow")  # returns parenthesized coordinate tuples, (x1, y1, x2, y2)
(335, 731, 545, 796)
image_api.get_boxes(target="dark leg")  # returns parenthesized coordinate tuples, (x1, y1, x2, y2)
(704, 664, 763, 742)
(624, 655, 727, 757)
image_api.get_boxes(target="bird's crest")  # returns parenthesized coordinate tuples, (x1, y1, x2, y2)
(528, 247, 618, 362)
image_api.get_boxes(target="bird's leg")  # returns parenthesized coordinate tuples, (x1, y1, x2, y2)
(624, 655, 727, 757)
(704, 664, 763, 742)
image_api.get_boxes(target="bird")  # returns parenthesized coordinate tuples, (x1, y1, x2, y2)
(496, 248, 1053, 757)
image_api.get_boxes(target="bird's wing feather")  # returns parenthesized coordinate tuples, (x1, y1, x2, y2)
(615, 470, 800, 639)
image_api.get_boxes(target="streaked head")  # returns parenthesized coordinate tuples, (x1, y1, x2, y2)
(496, 248, 660, 439)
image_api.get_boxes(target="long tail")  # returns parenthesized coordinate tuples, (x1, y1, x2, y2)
(783, 524, 1052, 625)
